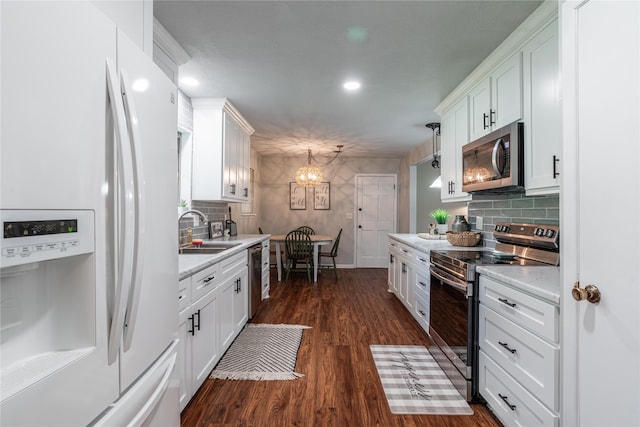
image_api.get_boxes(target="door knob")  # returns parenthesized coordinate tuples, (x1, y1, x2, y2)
(572, 282, 601, 304)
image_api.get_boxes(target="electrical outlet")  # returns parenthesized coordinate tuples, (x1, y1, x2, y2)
(476, 216, 483, 230)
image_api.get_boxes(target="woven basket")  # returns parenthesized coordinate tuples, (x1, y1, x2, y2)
(446, 231, 481, 247)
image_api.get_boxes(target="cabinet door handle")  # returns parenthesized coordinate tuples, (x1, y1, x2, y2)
(390, 254, 394, 263)
(243, 188, 248, 197)
(498, 341, 517, 354)
(489, 109, 496, 126)
(402, 263, 407, 274)
(498, 297, 517, 308)
(195, 309, 201, 331)
(229, 183, 236, 195)
(498, 393, 516, 411)
(451, 181, 455, 194)
(188, 315, 195, 336)
(483, 113, 489, 129)
(553, 155, 560, 178)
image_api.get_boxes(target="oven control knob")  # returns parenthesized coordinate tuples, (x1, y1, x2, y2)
(494, 225, 501, 232)
(503, 226, 510, 233)
(545, 229, 556, 238)
(535, 228, 545, 236)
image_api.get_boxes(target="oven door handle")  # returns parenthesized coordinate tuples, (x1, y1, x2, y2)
(430, 266, 469, 294)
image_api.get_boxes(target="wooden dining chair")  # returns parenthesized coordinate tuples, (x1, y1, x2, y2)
(284, 230, 313, 282)
(296, 225, 315, 235)
(319, 228, 342, 279)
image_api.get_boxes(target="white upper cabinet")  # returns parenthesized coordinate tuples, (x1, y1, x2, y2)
(440, 97, 472, 202)
(522, 19, 560, 195)
(469, 53, 523, 141)
(192, 99, 254, 202)
(435, 2, 558, 202)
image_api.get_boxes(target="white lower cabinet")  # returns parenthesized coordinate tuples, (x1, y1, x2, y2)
(478, 274, 559, 427)
(413, 268, 430, 332)
(190, 289, 220, 392)
(387, 237, 432, 336)
(392, 242, 415, 312)
(177, 250, 249, 412)
(178, 272, 220, 412)
(219, 251, 248, 352)
(387, 241, 399, 293)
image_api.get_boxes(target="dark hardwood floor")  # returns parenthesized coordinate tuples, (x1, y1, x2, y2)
(181, 268, 502, 427)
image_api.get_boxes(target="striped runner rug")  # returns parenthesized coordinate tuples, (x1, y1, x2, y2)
(370, 345, 473, 415)
(210, 323, 310, 380)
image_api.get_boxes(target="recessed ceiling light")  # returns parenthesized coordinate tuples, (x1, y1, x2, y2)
(343, 81, 361, 91)
(180, 76, 199, 87)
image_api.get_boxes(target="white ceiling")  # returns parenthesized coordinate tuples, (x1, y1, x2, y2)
(154, 1, 542, 158)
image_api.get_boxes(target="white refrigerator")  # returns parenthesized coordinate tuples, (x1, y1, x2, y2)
(1, 2, 180, 425)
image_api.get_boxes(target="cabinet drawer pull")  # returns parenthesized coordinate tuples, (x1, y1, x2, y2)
(553, 155, 560, 178)
(498, 393, 516, 411)
(418, 281, 427, 287)
(418, 310, 426, 316)
(203, 275, 215, 284)
(195, 309, 201, 331)
(188, 315, 195, 336)
(498, 297, 516, 307)
(498, 341, 517, 354)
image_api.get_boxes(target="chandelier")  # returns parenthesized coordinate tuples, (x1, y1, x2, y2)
(294, 146, 343, 187)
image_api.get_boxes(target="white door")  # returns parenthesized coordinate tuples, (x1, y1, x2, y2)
(116, 30, 180, 392)
(561, 1, 640, 426)
(356, 175, 397, 268)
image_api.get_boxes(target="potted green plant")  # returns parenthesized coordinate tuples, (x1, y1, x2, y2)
(178, 199, 189, 216)
(430, 209, 450, 234)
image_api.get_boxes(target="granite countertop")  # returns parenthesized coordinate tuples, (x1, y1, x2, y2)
(388, 233, 484, 253)
(476, 265, 561, 305)
(179, 234, 268, 280)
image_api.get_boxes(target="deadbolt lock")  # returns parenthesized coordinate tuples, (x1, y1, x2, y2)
(572, 282, 601, 304)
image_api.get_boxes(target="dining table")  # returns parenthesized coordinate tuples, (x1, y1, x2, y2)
(269, 234, 334, 282)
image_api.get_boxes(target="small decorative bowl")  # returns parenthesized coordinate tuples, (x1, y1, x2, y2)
(446, 231, 481, 247)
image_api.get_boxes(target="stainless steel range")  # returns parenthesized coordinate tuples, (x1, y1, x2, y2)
(428, 222, 559, 402)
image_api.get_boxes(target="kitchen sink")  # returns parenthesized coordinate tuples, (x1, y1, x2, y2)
(178, 242, 241, 255)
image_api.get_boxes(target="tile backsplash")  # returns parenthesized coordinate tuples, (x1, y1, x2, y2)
(178, 200, 229, 244)
(467, 193, 559, 249)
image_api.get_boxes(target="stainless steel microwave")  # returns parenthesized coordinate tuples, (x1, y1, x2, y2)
(461, 121, 524, 193)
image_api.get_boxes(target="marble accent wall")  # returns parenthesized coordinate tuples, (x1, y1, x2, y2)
(257, 156, 401, 266)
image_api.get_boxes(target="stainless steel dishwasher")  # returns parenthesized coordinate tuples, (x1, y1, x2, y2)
(248, 243, 263, 318)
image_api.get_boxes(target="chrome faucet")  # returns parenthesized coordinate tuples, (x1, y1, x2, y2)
(178, 209, 209, 246)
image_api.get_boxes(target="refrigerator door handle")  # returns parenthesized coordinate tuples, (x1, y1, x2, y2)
(119, 68, 147, 353)
(106, 58, 136, 366)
